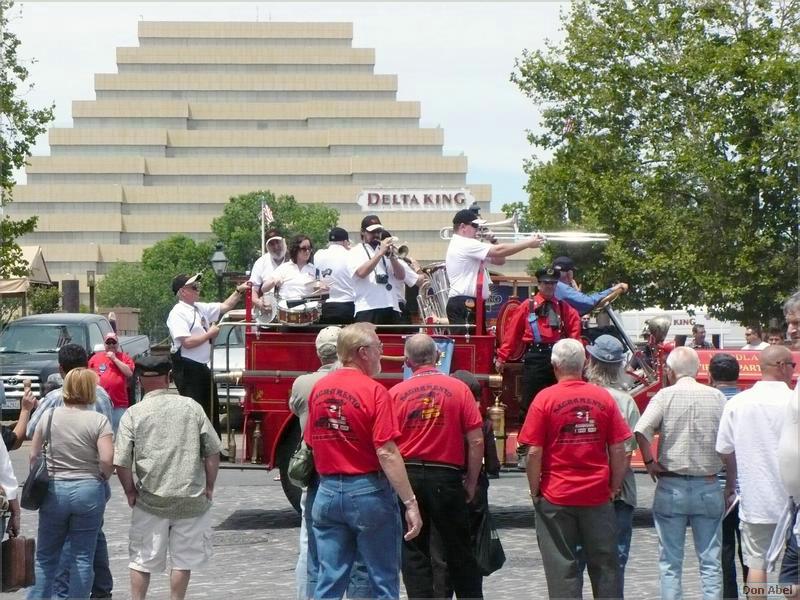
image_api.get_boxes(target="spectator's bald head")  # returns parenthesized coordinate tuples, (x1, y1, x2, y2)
(404, 334, 438, 370)
(760, 344, 794, 384)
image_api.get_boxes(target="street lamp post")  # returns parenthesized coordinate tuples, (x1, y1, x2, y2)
(210, 242, 229, 301)
(86, 270, 96, 313)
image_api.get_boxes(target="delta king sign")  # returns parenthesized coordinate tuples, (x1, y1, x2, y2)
(356, 189, 476, 211)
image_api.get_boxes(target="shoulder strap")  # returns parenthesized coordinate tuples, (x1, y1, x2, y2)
(43, 408, 54, 473)
(527, 298, 542, 344)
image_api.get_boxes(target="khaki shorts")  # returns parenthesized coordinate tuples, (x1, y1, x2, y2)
(128, 505, 213, 573)
(740, 520, 777, 570)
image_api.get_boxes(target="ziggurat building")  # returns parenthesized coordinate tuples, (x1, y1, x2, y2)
(9, 21, 536, 295)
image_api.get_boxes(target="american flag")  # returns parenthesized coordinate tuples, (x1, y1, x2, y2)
(262, 202, 274, 224)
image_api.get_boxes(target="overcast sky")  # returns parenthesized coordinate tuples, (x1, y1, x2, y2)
(10, 1, 568, 210)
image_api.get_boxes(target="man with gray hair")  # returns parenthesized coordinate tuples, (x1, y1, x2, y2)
(519, 338, 631, 599)
(635, 346, 731, 600)
(389, 333, 484, 599)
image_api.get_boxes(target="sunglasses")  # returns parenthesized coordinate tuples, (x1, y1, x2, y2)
(185, 284, 200, 291)
(299, 245, 312, 251)
(105, 340, 117, 346)
(775, 361, 797, 368)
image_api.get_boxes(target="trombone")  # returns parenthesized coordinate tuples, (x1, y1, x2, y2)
(438, 212, 610, 244)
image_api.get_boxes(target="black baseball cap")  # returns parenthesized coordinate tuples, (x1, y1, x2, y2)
(553, 256, 576, 271)
(328, 227, 349, 242)
(452, 209, 486, 227)
(171, 272, 202, 294)
(360, 215, 383, 232)
(535, 266, 562, 283)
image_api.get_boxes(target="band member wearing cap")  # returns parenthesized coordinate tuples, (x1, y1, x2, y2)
(166, 272, 247, 432)
(249, 227, 287, 311)
(88, 331, 135, 433)
(552, 255, 629, 315)
(304, 323, 421, 599)
(260, 234, 318, 304)
(347, 214, 405, 324)
(389, 334, 484, 599)
(445, 208, 544, 326)
(379, 229, 424, 326)
(495, 266, 581, 466)
(115, 354, 221, 600)
(315, 227, 356, 325)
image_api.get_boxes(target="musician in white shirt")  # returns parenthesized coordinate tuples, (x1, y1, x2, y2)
(315, 227, 356, 325)
(445, 208, 544, 325)
(261, 235, 318, 305)
(249, 228, 287, 310)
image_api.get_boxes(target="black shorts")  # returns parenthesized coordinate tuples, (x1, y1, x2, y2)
(780, 527, 799, 586)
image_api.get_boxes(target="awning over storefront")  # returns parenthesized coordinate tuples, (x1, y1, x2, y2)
(0, 246, 53, 295)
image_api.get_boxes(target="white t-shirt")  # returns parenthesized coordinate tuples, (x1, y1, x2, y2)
(167, 300, 221, 364)
(249, 254, 284, 287)
(314, 245, 355, 304)
(390, 260, 419, 310)
(715, 380, 793, 523)
(779, 384, 800, 499)
(445, 234, 491, 299)
(741, 341, 769, 350)
(347, 243, 397, 313)
(268, 262, 317, 302)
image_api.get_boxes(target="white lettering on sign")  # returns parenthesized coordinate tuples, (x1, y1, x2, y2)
(356, 189, 476, 211)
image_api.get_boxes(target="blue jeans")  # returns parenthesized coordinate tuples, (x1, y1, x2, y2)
(111, 407, 126, 435)
(311, 473, 401, 599)
(653, 476, 724, 600)
(28, 478, 106, 600)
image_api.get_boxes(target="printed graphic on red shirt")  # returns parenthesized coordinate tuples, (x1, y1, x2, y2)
(390, 371, 482, 467)
(519, 380, 632, 506)
(88, 351, 135, 409)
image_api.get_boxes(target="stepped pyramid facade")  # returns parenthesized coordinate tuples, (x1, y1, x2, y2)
(9, 21, 535, 296)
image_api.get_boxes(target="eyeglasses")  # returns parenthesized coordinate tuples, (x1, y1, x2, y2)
(185, 284, 200, 291)
(467, 222, 479, 229)
(360, 342, 384, 352)
(299, 246, 312, 251)
(774, 361, 797, 368)
(105, 340, 117, 346)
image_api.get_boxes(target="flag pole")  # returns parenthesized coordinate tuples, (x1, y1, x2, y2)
(260, 195, 265, 256)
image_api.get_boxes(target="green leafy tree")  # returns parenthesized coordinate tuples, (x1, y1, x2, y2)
(512, 0, 800, 323)
(28, 285, 59, 314)
(0, 0, 54, 277)
(211, 190, 339, 271)
(97, 236, 216, 341)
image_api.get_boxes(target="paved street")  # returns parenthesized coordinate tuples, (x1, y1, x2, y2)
(4, 445, 765, 599)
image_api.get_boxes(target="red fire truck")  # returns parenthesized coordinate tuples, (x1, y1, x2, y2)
(213, 276, 795, 511)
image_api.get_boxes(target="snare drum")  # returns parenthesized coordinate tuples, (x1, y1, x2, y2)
(277, 300, 321, 325)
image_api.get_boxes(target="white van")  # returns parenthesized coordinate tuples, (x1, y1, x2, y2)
(616, 307, 747, 349)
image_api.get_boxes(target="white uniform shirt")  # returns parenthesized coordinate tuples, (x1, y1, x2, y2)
(347, 243, 397, 313)
(269, 262, 317, 302)
(778, 385, 800, 499)
(741, 341, 769, 350)
(166, 300, 221, 364)
(314, 245, 355, 303)
(391, 260, 419, 310)
(715, 381, 793, 523)
(249, 254, 283, 288)
(445, 234, 492, 299)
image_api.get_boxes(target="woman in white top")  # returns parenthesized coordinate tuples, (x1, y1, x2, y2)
(28, 368, 113, 600)
(261, 235, 319, 305)
(0, 435, 20, 538)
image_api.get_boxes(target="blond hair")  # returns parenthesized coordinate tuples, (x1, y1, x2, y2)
(63, 367, 98, 406)
(337, 322, 377, 364)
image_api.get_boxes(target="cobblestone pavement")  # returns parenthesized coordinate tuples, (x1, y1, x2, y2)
(5, 447, 773, 599)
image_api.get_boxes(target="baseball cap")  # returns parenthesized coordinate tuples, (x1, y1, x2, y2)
(586, 335, 626, 364)
(535, 266, 562, 283)
(136, 354, 172, 376)
(328, 227, 349, 242)
(360, 215, 383, 232)
(104, 331, 118, 343)
(171, 272, 202, 294)
(452, 209, 486, 227)
(553, 256, 576, 272)
(315, 326, 342, 352)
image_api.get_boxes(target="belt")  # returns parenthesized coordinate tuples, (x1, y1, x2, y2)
(659, 472, 717, 480)
(404, 460, 462, 472)
(526, 343, 554, 352)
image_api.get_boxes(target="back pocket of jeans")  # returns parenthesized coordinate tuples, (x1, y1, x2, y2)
(699, 488, 724, 518)
(653, 483, 676, 516)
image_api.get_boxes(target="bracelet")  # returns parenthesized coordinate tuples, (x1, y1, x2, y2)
(529, 491, 539, 499)
(402, 495, 417, 506)
(644, 459, 654, 465)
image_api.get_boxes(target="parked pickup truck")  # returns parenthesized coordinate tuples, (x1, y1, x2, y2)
(0, 313, 150, 419)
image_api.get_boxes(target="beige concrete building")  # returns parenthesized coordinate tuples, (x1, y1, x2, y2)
(9, 21, 536, 294)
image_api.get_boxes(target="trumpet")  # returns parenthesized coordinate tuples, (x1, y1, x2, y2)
(439, 212, 610, 244)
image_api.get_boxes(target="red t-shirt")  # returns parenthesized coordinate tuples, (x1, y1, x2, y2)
(88, 351, 135, 408)
(518, 379, 632, 506)
(304, 368, 401, 476)
(389, 368, 483, 467)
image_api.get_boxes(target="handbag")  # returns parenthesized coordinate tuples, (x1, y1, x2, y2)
(1, 536, 36, 591)
(473, 506, 506, 576)
(287, 441, 315, 488)
(20, 410, 54, 511)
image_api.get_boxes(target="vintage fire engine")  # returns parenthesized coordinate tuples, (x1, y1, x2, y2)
(213, 269, 795, 512)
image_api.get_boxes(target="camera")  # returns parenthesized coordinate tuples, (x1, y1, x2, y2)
(375, 274, 389, 285)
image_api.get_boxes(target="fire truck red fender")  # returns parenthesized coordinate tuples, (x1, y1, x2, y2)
(495, 298, 526, 362)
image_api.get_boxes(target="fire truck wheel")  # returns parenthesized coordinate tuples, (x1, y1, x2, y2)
(276, 420, 302, 513)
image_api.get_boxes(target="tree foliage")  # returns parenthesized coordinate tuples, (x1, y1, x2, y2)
(210, 190, 339, 272)
(96, 236, 216, 341)
(512, 0, 800, 323)
(0, 0, 54, 277)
